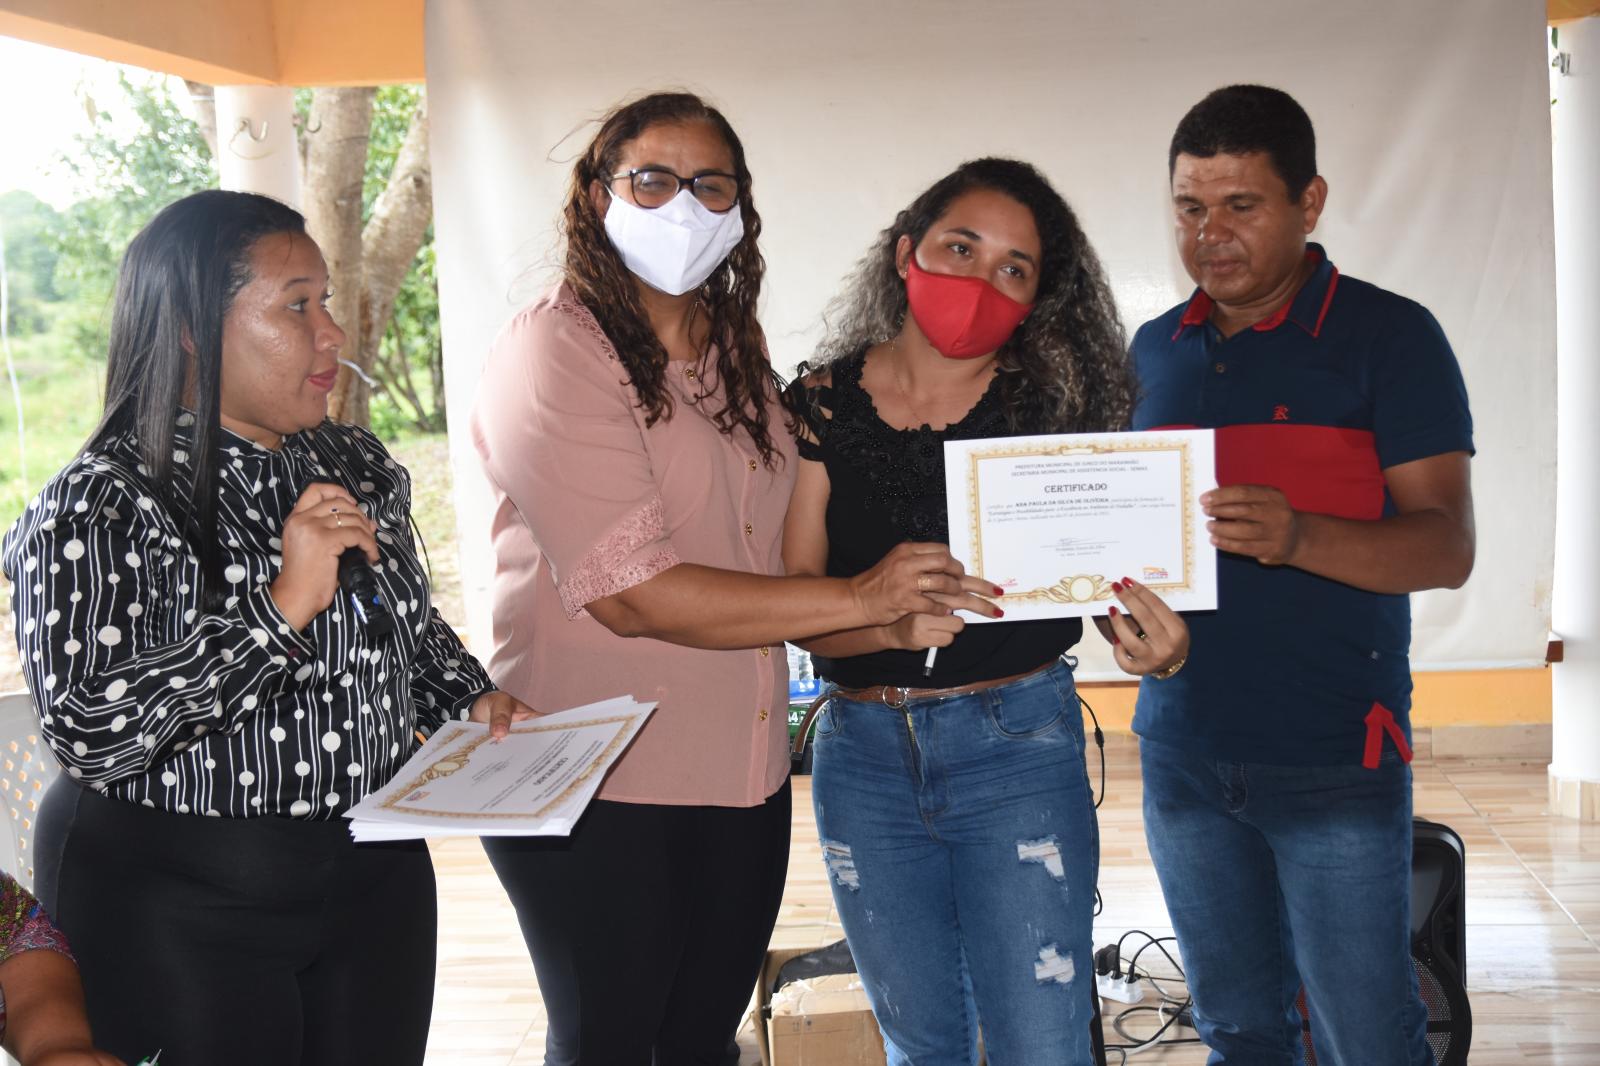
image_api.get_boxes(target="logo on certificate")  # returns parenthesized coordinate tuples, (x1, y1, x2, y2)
(1142, 566, 1170, 581)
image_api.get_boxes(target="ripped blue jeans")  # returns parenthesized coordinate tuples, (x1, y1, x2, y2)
(811, 659, 1098, 1066)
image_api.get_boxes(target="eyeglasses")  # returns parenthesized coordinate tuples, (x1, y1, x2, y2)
(608, 167, 740, 213)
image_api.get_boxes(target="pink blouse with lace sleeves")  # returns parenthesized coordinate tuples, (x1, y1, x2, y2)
(474, 292, 682, 619)
(472, 286, 797, 808)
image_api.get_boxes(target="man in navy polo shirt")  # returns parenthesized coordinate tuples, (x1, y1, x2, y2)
(1130, 85, 1475, 1066)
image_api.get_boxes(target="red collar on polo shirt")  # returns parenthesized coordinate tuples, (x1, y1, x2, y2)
(1173, 244, 1341, 341)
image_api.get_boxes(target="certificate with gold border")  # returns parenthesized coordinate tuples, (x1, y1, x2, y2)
(942, 429, 1217, 621)
(343, 696, 654, 841)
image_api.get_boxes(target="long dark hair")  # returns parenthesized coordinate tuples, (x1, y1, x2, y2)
(560, 91, 784, 465)
(808, 158, 1134, 434)
(84, 189, 307, 612)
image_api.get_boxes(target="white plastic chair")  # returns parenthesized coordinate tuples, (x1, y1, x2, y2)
(0, 690, 61, 893)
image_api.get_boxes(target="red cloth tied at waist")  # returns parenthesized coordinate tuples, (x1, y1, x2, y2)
(1363, 702, 1414, 768)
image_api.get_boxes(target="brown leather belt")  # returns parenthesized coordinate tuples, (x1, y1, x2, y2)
(790, 660, 1058, 759)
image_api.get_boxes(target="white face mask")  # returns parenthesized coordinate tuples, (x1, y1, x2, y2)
(603, 188, 745, 296)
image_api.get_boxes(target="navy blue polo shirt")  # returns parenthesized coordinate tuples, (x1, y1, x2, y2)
(1130, 244, 1473, 766)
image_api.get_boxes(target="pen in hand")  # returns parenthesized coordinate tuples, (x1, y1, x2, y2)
(922, 647, 938, 677)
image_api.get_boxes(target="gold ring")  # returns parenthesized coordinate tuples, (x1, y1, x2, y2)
(335, 513, 344, 528)
(917, 575, 933, 592)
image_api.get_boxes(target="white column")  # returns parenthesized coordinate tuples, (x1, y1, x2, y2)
(213, 85, 302, 209)
(1551, 16, 1600, 821)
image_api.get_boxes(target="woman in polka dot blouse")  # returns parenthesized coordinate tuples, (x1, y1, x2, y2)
(1, 191, 535, 1065)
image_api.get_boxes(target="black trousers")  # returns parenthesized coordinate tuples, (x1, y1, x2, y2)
(35, 778, 437, 1066)
(483, 779, 793, 1066)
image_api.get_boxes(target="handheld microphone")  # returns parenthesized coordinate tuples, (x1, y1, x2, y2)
(309, 424, 397, 640)
(338, 547, 395, 638)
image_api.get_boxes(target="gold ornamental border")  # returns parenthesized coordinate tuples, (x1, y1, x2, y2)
(965, 436, 1196, 606)
(376, 716, 642, 821)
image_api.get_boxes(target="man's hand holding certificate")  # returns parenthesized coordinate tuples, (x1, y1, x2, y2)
(943, 429, 1218, 622)
(344, 696, 654, 842)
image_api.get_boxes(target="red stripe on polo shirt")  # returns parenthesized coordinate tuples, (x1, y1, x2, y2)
(1215, 424, 1385, 520)
(1150, 422, 1387, 520)
(1311, 269, 1341, 337)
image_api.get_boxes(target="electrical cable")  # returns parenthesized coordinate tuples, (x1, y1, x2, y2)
(1066, 657, 1109, 921)
(1075, 687, 1109, 810)
(1102, 931, 1202, 1058)
(1067, 658, 1193, 1060)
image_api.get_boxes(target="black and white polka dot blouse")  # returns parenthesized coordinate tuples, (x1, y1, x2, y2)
(0, 417, 495, 820)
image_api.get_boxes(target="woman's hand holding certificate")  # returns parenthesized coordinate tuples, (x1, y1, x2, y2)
(942, 429, 1219, 623)
(846, 541, 993, 626)
(1099, 576, 1191, 677)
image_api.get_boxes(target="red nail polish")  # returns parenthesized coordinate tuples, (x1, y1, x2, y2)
(994, 608, 1005, 618)
(1108, 605, 1120, 617)
(993, 586, 1005, 597)
(1111, 581, 1123, 592)
(1122, 576, 1135, 586)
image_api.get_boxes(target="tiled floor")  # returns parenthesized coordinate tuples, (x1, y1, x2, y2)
(425, 734, 1600, 1064)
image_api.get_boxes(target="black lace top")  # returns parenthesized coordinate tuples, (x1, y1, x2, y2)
(792, 352, 1081, 688)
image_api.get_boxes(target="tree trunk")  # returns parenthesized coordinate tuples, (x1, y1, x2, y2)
(376, 319, 428, 430)
(359, 97, 433, 428)
(300, 87, 375, 425)
(185, 80, 217, 159)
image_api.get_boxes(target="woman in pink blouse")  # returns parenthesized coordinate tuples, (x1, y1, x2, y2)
(472, 92, 989, 1066)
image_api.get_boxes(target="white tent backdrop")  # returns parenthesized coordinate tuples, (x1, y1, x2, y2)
(425, 0, 1554, 680)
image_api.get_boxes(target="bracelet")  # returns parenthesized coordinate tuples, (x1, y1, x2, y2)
(1150, 654, 1187, 681)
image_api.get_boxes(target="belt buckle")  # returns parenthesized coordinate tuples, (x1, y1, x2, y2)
(881, 685, 908, 709)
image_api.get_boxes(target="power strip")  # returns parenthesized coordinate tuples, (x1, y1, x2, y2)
(1096, 972, 1144, 1004)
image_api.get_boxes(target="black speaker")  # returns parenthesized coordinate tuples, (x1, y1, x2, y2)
(1297, 817, 1471, 1066)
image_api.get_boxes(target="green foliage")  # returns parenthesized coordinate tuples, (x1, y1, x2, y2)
(50, 73, 216, 355)
(371, 235, 445, 437)
(365, 85, 424, 216)
(0, 191, 64, 336)
(0, 75, 214, 529)
(0, 323, 106, 531)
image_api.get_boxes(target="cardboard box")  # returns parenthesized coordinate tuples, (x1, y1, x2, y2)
(752, 945, 887, 1066)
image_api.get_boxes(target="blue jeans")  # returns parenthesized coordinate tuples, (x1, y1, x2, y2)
(1140, 736, 1432, 1066)
(811, 659, 1098, 1066)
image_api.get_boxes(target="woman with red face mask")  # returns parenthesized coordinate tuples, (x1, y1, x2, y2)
(783, 158, 1190, 1065)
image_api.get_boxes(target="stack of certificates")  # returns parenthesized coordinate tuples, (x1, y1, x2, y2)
(344, 696, 655, 842)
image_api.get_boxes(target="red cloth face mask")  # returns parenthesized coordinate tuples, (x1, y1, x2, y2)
(904, 255, 1034, 359)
